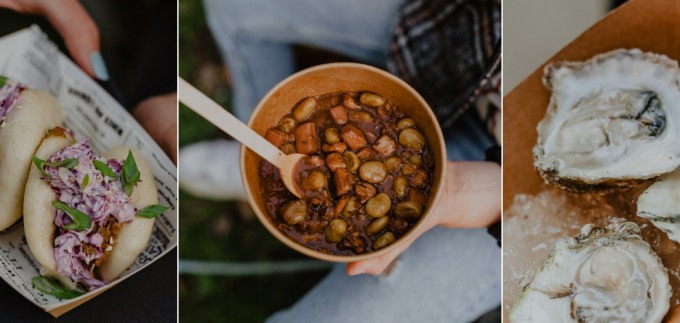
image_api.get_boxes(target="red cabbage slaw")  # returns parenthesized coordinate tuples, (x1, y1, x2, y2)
(0, 79, 25, 125)
(42, 141, 137, 290)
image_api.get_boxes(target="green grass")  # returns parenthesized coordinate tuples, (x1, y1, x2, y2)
(178, 1, 329, 322)
(178, 191, 329, 322)
(180, 273, 326, 323)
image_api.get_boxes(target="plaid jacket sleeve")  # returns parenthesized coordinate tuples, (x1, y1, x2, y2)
(387, 0, 501, 131)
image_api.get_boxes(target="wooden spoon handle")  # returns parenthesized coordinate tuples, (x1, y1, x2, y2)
(178, 77, 283, 165)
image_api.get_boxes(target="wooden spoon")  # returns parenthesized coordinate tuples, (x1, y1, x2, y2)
(178, 77, 305, 198)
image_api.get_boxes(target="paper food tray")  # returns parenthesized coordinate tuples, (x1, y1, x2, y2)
(0, 25, 177, 317)
(503, 0, 680, 320)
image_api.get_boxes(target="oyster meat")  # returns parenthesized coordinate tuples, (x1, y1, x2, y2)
(510, 221, 670, 322)
(534, 49, 680, 191)
(637, 168, 680, 243)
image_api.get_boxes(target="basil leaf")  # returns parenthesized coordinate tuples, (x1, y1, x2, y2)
(32, 275, 83, 299)
(0, 76, 7, 88)
(93, 160, 117, 178)
(80, 174, 89, 189)
(32, 157, 80, 178)
(51, 201, 92, 231)
(136, 204, 169, 218)
(121, 150, 140, 197)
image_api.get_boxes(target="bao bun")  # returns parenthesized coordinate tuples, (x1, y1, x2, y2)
(24, 127, 158, 288)
(0, 89, 62, 230)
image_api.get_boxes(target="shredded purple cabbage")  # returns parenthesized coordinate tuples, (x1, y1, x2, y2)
(42, 141, 137, 290)
(0, 80, 26, 126)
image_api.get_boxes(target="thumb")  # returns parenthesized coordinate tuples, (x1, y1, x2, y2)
(39, 0, 105, 80)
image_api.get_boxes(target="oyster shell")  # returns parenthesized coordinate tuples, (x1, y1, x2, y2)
(510, 221, 670, 322)
(637, 168, 680, 243)
(534, 49, 680, 191)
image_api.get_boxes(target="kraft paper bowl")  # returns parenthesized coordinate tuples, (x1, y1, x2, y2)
(241, 63, 447, 262)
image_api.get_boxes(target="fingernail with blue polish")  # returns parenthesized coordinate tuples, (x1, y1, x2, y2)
(91, 52, 109, 81)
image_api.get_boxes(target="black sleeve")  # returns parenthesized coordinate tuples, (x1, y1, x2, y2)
(485, 145, 501, 247)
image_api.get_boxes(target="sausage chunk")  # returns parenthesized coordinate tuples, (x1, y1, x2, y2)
(341, 124, 367, 150)
(322, 142, 348, 154)
(412, 170, 430, 189)
(373, 135, 397, 157)
(326, 153, 347, 172)
(329, 106, 349, 125)
(356, 147, 376, 161)
(334, 168, 355, 196)
(355, 183, 377, 203)
(295, 122, 320, 154)
(265, 128, 288, 148)
(342, 94, 361, 110)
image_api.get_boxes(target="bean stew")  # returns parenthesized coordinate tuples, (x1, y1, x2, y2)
(260, 92, 434, 255)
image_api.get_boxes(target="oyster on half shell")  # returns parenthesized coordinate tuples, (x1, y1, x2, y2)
(510, 221, 670, 323)
(637, 168, 680, 243)
(534, 49, 680, 191)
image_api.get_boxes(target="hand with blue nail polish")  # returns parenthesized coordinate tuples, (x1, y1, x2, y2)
(346, 161, 501, 276)
(0, 0, 107, 80)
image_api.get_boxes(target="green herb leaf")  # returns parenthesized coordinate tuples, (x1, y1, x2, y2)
(93, 160, 117, 178)
(136, 204, 169, 218)
(51, 201, 92, 231)
(32, 157, 50, 177)
(56, 158, 79, 169)
(32, 275, 83, 299)
(121, 150, 140, 197)
(0, 76, 7, 88)
(80, 174, 89, 189)
(32, 157, 80, 178)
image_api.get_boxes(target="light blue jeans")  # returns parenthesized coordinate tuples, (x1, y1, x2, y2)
(204, 0, 499, 321)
